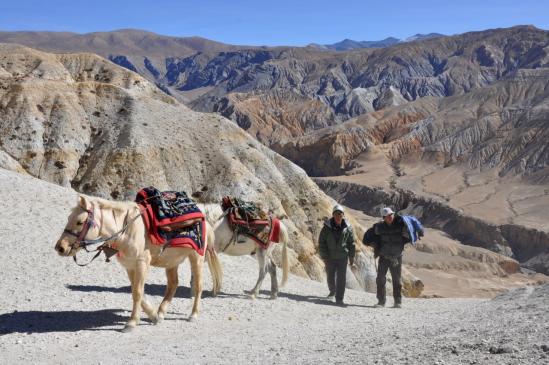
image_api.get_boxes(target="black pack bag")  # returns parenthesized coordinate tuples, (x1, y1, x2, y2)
(362, 226, 381, 258)
(136, 186, 200, 222)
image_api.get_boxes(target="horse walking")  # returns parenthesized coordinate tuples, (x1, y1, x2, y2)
(213, 213, 289, 299)
(54, 195, 222, 332)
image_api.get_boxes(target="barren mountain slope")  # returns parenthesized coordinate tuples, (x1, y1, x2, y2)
(277, 67, 549, 178)
(0, 29, 242, 100)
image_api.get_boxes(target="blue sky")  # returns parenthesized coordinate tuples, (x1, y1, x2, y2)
(1, 0, 547, 46)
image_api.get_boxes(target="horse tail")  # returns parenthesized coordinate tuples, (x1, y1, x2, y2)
(206, 247, 223, 296)
(279, 222, 289, 288)
(206, 223, 223, 296)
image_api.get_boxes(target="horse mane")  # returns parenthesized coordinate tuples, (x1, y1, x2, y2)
(73, 195, 138, 214)
(93, 196, 137, 211)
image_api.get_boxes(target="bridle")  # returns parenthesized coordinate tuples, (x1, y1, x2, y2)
(63, 208, 99, 252)
(63, 205, 142, 266)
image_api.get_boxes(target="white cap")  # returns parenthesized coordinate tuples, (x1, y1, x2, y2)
(332, 204, 345, 214)
(381, 207, 395, 217)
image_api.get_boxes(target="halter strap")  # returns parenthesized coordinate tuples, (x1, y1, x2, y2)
(64, 205, 142, 266)
(63, 208, 97, 247)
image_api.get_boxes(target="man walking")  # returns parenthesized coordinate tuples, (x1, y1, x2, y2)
(373, 207, 409, 308)
(318, 204, 356, 306)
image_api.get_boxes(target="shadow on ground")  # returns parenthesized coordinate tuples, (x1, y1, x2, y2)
(66, 284, 242, 299)
(66, 284, 370, 308)
(259, 290, 370, 307)
(0, 309, 127, 335)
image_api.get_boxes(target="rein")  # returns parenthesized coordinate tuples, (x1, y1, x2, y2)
(64, 206, 142, 266)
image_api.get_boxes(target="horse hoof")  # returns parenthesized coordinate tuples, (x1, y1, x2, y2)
(146, 310, 160, 325)
(188, 316, 197, 322)
(244, 289, 257, 299)
(270, 294, 278, 300)
(121, 324, 135, 333)
(156, 314, 164, 324)
(245, 292, 257, 300)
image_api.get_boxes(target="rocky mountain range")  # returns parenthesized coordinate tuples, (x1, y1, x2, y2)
(186, 25, 549, 145)
(307, 33, 445, 51)
(3, 26, 546, 143)
(0, 29, 244, 100)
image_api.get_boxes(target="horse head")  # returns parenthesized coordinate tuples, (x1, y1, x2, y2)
(55, 195, 100, 256)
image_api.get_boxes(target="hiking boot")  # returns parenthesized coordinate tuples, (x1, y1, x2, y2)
(327, 292, 335, 299)
(393, 303, 402, 309)
(335, 300, 347, 307)
(374, 302, 385, 308)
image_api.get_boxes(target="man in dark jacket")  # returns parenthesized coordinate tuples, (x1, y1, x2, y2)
(318, 204, 356, 306)
(374, 207, 408, 308)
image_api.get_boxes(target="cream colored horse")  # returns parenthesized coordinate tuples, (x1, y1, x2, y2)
(213, 214, 289, 299)
(54, 195, 222, 332)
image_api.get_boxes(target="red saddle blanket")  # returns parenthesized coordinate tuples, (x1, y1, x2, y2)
(222, 196, 281, 249)
(136, 187, 206, 256)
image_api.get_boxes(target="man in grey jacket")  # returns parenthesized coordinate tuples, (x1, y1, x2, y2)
(374, 207, 407, 308)
(318, 204, 356, 306)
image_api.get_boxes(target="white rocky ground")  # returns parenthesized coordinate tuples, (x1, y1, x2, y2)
(1, 168, 548, 365)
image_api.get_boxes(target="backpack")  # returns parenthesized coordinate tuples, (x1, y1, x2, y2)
(362, 227, 381, 258)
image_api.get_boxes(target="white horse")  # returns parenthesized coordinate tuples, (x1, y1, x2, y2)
(213, 214, 289, 299)
(54, 195, 222, 332)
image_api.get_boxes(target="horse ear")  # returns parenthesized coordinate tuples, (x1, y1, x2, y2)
(78, 195, 90, 210)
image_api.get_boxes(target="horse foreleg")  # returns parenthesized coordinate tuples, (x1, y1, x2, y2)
(188, 253, 204, 321)
(138, 259, 158, 324)
(123, 269, 137, 332)
(157, 266, 179, 323)
(268, 258, 279, 299)
(246, 249, 267, 299)
(123, 259, 149, 332)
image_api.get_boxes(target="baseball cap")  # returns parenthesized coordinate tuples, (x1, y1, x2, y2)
(381, 207, 395, 217)
(332, 204, 345, 214)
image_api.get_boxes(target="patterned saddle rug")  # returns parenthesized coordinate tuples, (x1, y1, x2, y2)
(221, 196, 280, 249)
(136, 187, 206, 255)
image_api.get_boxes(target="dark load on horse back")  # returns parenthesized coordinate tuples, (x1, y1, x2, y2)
(136, 186, 207, 255)
(220, 196, 281, 248)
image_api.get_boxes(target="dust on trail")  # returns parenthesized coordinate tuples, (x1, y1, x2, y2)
(1, 169, 548, 365)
